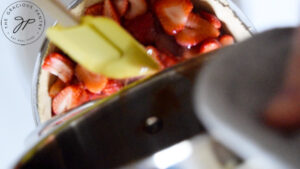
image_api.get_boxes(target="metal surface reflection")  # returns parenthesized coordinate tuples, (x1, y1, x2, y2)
(120, 136, 241, 169)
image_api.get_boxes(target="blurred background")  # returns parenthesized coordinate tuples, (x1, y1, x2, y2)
(0, 0, 299, 169)
(233, 0, 300, 32)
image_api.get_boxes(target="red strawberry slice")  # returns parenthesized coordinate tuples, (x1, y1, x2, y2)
(75, 65, 108, 94)
(146, 46, 164, 69)
(159, 53, 178, 68)
(185, 12, 202, 28)
(175, 13, 220, 47)
(125, 0, 147, 19)
(199, 39, 221, 54)
(219, 34, 234, 46)
(199, 11, 222, 29)
(102, 80, 124, 95)
(146, 46, 179, 69)
(104, 0, 120, 23)
(148, 0, 157, 6)
(154, 0, 193, 35)
(113, 0, 129, 16)
(174, 28, 199, 48)
(88, 92, 107, 101)
(154, 33, 184, 57)
(124, 13, 156, 45)
(183, 45, 203, 59)
(84, 2, 104, 16)
(183, 38, 223, 59)
(52, 85, 89, 115)
(49, 79, 66, 98)
(88, 80, 123, 101)
(42, 53, 74, 83)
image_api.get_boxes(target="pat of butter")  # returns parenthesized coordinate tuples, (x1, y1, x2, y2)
(46, 16, 159, 79)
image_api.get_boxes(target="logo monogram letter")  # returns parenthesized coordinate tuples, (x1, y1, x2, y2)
(13, 16, 35, 33)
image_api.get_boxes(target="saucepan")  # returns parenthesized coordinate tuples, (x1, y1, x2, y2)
(20, 51, 243, 169)
(17, 28, 299, 169)
(31, 0, 254, 126)
(18, 0, 259, 168)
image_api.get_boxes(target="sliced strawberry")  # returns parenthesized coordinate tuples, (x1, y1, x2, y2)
(52, 85, 89, 115)
(146, 46, 178, 68)
(154, 33, 184, 57)
(183, 40, 222, 59)
(183, 36, 231, 59)
(148, 0, 157, 6)
(125, 0, 147, 19)
(185, 12, 202, 28)
(199, 11, 222, 29)
(124, 13, 156, 45)
(146, 46, 164, 69)
(84, 2, 104, 16)
(219, 34, 235, 46)
(88, 80, 125, 101)
(42, 53, 74, 83)
(175, 13, 220, 47)
(102, 80, 124, 95)
(104, 0, 120, 23)
(199, 39, 221, 54)
(154, 0, 193, 35)
(174, 28, 199, 48)
(75, 65, 108, 94)
(183, 45, 203, 59)
(113, 0, 129, 16)
(159, 53, 178, 68)
(88, 92, 107, 101)
(49, 79, 66, 98)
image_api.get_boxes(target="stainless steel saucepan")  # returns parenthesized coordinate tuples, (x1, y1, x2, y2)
(13, 28, 299, 169)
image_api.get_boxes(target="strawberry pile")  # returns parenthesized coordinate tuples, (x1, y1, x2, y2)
(43, 0, 234, 116)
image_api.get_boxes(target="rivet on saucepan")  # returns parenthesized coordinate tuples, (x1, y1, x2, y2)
(144, 116, 163, 134)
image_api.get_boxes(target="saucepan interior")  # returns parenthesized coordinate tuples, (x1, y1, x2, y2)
(32, 0, 254, 126)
